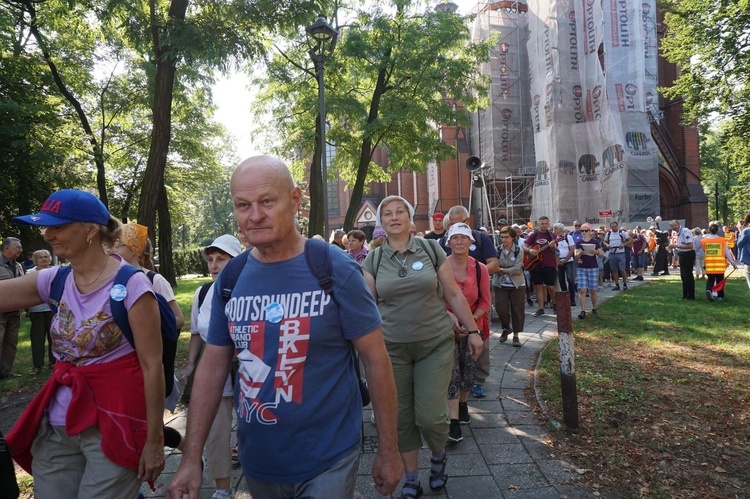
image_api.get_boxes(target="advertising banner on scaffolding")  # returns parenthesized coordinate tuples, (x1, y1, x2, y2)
(603, 0, 660, 220)
(527, 0, 628, 225)
(526, 0, 658, 225)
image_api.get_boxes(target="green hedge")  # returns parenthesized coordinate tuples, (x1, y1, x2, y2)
(173, 248, 208, 277)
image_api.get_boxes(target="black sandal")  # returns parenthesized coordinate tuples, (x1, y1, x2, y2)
(429, 454, 448, 490)
(399, 482, 423, 498)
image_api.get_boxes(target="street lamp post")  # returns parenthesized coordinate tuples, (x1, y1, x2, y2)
(306, 15, 338, 239)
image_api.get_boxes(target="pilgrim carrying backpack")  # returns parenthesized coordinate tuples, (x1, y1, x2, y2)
(219, 238, 371, 407)
(49, 264, 179, 395)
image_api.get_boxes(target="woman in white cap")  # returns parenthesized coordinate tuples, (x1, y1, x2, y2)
(184, 234, 243, 499)
(1, 189, 164, 497)
(443, 222, 490, 444)
(362, 195, 481, 499)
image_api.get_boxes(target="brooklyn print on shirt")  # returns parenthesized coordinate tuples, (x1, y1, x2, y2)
(225, 290, 331, 425)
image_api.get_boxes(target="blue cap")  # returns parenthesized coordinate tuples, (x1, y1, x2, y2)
(13, 189, 111, 226)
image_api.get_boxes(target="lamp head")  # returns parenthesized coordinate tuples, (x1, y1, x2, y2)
(306, 16, 338, 59)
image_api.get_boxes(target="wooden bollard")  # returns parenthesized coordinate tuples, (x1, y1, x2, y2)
(555, 291, 579, 429)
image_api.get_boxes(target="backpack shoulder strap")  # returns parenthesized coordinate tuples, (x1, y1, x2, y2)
(514, 244, 520, 259)
(304, 238, 333, 296)
(146, 270, 157, 283)
(110, 265, 141, 347)
(49, 266, 73, 313)
(372, 245, 384, 280)
(474, 257, 481, 288)
(197, 281, 212, 308)
(219, 250, 250, 303)
(415, 237, 439, 271)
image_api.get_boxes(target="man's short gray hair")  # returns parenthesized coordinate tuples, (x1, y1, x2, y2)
(1, 237, 21, 251)
(445, 206, 469, 229)
(553, 222, 565, 230)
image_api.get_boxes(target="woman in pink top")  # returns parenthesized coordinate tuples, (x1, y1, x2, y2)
(444, 223, 490, 444)
(1, 189, 164, 498)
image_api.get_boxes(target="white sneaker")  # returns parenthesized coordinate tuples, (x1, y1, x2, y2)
(211, 491, 234, 499)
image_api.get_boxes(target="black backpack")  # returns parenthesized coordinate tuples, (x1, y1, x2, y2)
(218, 238, 371, 407)
(49, 264, 179, 395)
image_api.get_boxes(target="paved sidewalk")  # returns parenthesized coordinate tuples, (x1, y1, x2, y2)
(143, 277, 648, 498)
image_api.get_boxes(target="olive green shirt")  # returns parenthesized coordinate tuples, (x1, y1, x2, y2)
(362, 236, 453, 343)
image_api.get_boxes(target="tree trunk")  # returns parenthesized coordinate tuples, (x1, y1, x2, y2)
(343, 63, 390, 230)
(308, 115, 324, 237)
(137, 0, 189, 276)
(157, 183, 176, 285)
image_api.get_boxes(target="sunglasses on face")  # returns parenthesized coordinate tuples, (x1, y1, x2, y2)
(574, 225, 581, 227)
(581, 229, 590, 232)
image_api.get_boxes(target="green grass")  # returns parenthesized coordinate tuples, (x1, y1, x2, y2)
(0, 276, 210, 394)
(537, 274, 750, 496)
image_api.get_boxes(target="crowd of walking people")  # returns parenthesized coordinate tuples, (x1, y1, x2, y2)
(1, 155, 748, 499)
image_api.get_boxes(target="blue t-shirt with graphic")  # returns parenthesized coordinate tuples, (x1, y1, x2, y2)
(207, 248, 382, 483)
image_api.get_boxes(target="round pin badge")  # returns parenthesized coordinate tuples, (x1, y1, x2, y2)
(412, 261, 424, 271)
(110, 284, 127, 302)
(470, 244, 477, 251)
(265, 302, 284, 324)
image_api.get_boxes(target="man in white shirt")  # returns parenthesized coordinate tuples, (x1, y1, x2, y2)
(605, 222, 632, 291)
(668, 220, 696, 300)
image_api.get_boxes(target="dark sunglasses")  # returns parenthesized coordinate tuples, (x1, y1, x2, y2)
(574, 224, 581, 227)
(581, 229, 590, 232)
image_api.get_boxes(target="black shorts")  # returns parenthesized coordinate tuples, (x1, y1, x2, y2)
(530, 266, 556, 286)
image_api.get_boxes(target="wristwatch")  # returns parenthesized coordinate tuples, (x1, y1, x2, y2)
(467, 330, 481, 335)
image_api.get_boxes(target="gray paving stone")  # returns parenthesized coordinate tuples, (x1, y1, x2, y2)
(446, 475, 501, 497)
(479, 442, 534, 465)
(446, 435, 481, 454)
(472, 427, 520, 445)
(501, 486, 568, 498)
(535, 458, 582, 485)
(501, 375, 533, 390)
(467, 398, 504, 414)
(505, 409, 537, 425)
(517, 435, 556, 460)
(468, 412, 508, 428)
(501, 395, 532, 412)
(445, 451, 492, 476)
(489, 463, 550, 490)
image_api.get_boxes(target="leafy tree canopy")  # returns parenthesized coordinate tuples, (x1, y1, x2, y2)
(661, 0, 750, 139)
(252, 0, 491, 232)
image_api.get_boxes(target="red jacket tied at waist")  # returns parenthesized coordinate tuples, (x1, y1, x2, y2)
(6, 352, 148, 474)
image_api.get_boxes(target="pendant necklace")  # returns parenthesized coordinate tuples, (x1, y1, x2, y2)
(397, 253, 408, 278)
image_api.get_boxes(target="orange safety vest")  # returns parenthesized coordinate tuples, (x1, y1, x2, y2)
(725, 231, 736, 248)
(701, 237, 728, 274)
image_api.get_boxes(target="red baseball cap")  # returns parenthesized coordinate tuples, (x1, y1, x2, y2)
(432, 212, 445, 220)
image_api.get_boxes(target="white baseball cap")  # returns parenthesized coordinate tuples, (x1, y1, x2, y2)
(204, 234, 243, 258)
(446, 223, 475, 242)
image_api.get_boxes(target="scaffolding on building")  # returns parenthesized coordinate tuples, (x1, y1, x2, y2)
(469, 2, 535, 229)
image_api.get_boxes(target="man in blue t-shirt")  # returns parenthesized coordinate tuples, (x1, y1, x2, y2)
(168, 156, 402, 499)
(439, 205, 499, 399)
